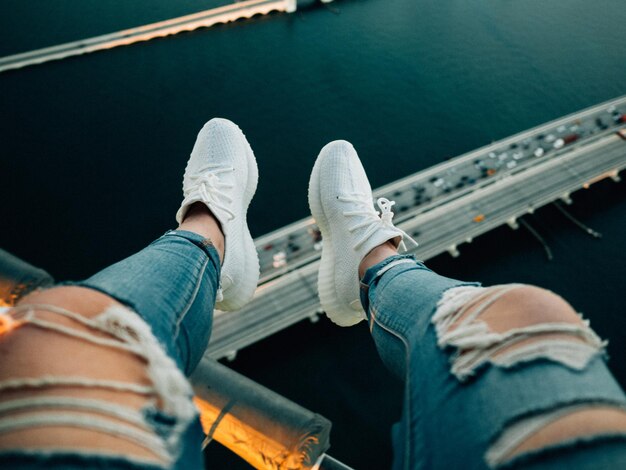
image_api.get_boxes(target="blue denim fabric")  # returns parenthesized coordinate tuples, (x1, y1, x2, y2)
(360, 255, 626, 470)
(1, 229, 219, 470)
(76, 229, 220, 376)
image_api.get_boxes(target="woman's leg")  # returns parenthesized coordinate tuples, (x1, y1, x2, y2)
(360, 255, 626, 470)
(71, 225, 221, 376)
(309, 141, 626, 470)
(0, 118, 259, 469)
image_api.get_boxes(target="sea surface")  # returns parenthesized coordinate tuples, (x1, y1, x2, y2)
(1, 1, 626, 468)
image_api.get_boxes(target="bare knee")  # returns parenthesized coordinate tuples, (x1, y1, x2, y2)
(443, 285, 582, 334)
(487, 404, 626, 467)
(433, 285, 601, 378)
(476, 285, 583, 333)
(15, 285, 121, 317)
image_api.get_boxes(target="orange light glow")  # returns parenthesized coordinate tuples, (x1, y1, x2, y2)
(0, 313, 23, 335)
(0, 280, 14, 307)
(193, 396, 308, 470)
(473, 214, 486, 223)
(487, 169, 497, 176)
(583, 170, 619, 187)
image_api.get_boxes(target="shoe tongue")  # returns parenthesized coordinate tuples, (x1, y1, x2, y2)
(358, 226, 404, 257)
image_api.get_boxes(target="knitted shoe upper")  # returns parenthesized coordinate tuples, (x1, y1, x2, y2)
(176, 118, 259, 311)
(309, 140, 417, 326)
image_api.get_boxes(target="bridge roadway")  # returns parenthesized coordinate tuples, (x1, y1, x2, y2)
(0, 0, 298, 73)
(206, 95, 626, 360)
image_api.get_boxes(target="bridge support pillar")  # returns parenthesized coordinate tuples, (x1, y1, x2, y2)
(611, 173, 622, 183)
(225, 350, 238, 362)
(320, 0, 335, 3)
(448, 245, 460, 258)
(507, 217, 519, 230)
(560, 193, 573, 205)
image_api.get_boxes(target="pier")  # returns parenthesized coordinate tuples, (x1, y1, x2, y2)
(0, 0, 299, 73)
(207, 95, 626, 361)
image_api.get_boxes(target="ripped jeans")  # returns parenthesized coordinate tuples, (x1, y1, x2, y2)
(361, 255, 626, 470)
(0, 229, 219, 469)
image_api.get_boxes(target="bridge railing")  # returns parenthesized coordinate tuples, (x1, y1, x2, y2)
(0, 0, 298, 73)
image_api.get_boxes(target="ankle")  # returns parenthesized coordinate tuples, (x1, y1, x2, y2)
(178, 202, 225, 263)
(358, 240, 399, 279)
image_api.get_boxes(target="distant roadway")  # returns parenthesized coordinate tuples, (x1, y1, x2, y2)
(206, 97, 626, 361)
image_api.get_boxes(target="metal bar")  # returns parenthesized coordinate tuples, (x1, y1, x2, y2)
(0, 249, 55, 306)
(191, 358, 331, 469)
(317, 454, 356, 470)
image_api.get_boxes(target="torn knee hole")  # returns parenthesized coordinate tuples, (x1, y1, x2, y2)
(432, 285, 606, 381)
(457, 332, 589, 361)
(443, 285, 582, 334)
(478, 286, 584, 333)
(0, 303, 198, 465)
(486, 404, 626, 468)
(0, 401, 169, 463)
(0, 375, 168, 463)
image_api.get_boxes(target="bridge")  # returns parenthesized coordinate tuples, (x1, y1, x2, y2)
(0, 0, 308, 73)
(206, 95, 626, 361)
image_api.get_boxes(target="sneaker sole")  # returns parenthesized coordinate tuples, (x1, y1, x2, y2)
(308, 155, 366, 327)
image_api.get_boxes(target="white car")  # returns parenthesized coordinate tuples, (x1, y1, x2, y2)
(512, 151, 524, 160)
(534, 148, 545, 157)
(545, 134, 556, 143)
(553, 139, 565, 149)
(272, 251, 287, 268)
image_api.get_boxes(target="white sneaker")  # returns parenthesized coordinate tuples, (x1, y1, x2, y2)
(176, 118, 259, 311)
(308, 141, 417, 326)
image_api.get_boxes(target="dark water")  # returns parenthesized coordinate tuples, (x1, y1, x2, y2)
(1, 1, 626, 467)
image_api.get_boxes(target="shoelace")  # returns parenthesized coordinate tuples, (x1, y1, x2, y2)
(183, 164, 235, 304)
(183, 165, 235, 221)
(339, 195, 418, 251)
